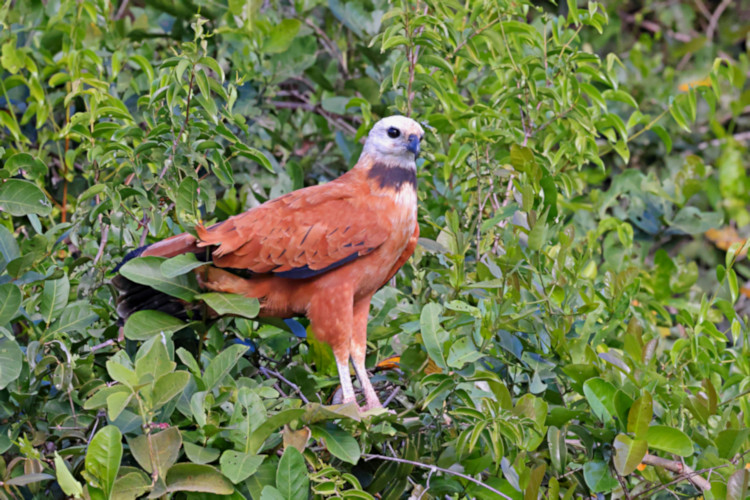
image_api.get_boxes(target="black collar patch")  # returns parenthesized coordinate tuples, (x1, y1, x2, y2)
(367, 163, 417, 190)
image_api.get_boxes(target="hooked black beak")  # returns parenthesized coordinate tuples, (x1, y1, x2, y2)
(407, 134, 421, 157)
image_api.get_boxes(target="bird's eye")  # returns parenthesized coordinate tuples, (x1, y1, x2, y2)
(387, 127, 400, 138)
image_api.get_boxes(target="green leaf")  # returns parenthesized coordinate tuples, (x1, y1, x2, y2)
(111, 470, 150, 500)
(0, 179, 51, 216)
(264, 19, 301, 54)
(613, 434, 647, 476)
(176, 177, 200, 228)
(196, 292, 260, 319)
(420, 302, 448, 370)
(40, 276, 69, 325)
(48, 301, 98, 335)
(160, 252, 207, 277)
(310, 423, 360, 464)
(645, 425, 693, 457)
(4, 153, 47, 178)
(0, 283, 22, 325)
(276, 447, 309, 500)
(715, 429, 749, 459)
(164, 464, 233, 494)
(85, 426, 122, 499)
(128, 427, 182, 477)
(119, 256, 199, 301)
(54, 452, 84, 498)
(627, 392, 653, 438)
(152, 371, 191, 407)
(583, 378, 617, 422)
(0, 225, 20, 266)
(583, 459, 618, 493)
(0, 336, 23, 389)
(234, 144, 273, 173)
(203, 343, 250, 391)
(183, 442, 221, 465)
(247, 409, 306, 455)
(220, 450, 265, 484)
(123, 310, 186, 341)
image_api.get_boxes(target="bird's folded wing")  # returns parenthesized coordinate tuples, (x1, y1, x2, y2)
(195, 182, 390, 277)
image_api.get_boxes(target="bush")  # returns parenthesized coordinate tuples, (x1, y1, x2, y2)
(0, 0, 749, 498)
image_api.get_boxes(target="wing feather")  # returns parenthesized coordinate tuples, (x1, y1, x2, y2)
(196, 179, 390, 277)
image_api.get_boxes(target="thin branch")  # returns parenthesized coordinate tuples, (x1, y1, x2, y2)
(259, 366, 310, 404)
(638, 454, 712, 493)
(156, 66, 196, 185)
(706, 0, 732, 40)
(449, 17, 501, 60)
(93, 223, 110, 265)
(361, 454, 513, 500)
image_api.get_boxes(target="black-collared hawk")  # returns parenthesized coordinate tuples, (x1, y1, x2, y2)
(113, 116, 424, 411)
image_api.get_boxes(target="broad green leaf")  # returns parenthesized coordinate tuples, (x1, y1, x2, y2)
(0, 225, 20, 266)
(152, 371, 191, 407)
(85, 426, 122, 499)
(276, 447, 309, 500)
(613, 434, 647, 476)
(111, 470, 150, 500)
(0, 179, 52, 216)
(420, 302, 448, 370)
(0, 336, 23, 389)
(176, 177, 200, 227)
(123, 310, 186, 341)
(715, 429, 749, 459)
(220, 450, 265, 484)
(128, 427, 182, 477)
(264, 19, 301, 54)
(583, 378, 617, 422)
(40, 276, 69, 325)
(54, 452, 83, 498)
(48, 301, 98, 335)
(0, 283, 21, 325)
(645, 425, 693, 457)
(164, 464, 233, 494)
(583, 459, 618, 493)
(310, 423, 360, 464)
(547, 426, 567, 474)
(160, 253, 207, 277)
(183, 442, 221, 465)
(627, 393, 653, 438)
(196, 292, 260, 319)
(247, 409, 306, 455)
(119, 256, 199, 301)
(203, 343, 250, 391)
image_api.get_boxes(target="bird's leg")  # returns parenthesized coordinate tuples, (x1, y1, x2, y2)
(308, 285, 358, 407)
(351, 297, 383, 411)
(334, 348, 357, 406)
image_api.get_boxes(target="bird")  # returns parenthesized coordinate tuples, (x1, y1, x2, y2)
(112, 115, 424, 411)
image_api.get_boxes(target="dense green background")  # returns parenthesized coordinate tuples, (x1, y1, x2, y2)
(0, 0, 749, 498)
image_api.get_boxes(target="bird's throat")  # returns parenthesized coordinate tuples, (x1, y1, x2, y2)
(366, 162, 417, 191)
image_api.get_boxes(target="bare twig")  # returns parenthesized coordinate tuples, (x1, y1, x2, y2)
(114, 0, 130, 20)
(259, 366, 310, 404)
(694, 131, 750, 151)
(449, 17, 500, 59)
(93, 223, 110, 265)
(361, 454, 513, 500)
(382, 386, 400, 407)
(639, 454, 711, 493)
(706, 0, 733, 40)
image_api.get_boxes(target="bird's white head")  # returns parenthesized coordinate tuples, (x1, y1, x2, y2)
(361, 116, 424, 168)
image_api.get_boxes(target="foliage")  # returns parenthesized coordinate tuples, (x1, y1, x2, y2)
(0, 0, 749, 498)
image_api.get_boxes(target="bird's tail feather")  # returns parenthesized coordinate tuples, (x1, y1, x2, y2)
(112, 233, 206, 324)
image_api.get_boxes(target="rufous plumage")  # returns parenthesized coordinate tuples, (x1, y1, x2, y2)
(114, 115, 424, 411)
